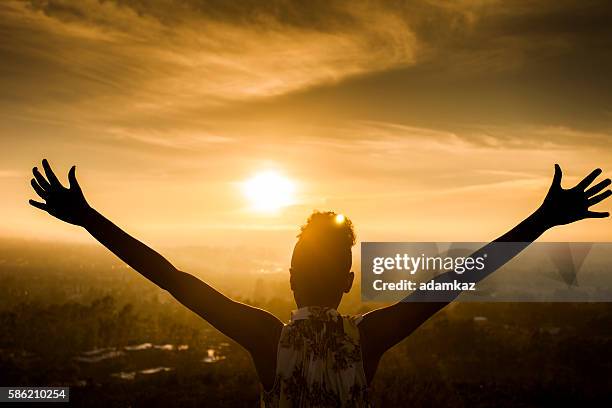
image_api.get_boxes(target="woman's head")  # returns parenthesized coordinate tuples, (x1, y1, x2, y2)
(290, 211, 356, 308)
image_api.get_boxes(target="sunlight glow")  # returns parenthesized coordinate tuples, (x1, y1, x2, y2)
(242, 170, 296, 213)
(335, 214, 345, 224)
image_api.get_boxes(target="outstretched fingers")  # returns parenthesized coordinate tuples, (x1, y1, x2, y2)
(587, 190, 612, 206)
(585, 178, 611, 197)
(552, 164, 562, 188)
(68, 165, 81, 191)
(576, 168, 602, 191)
(29, 199, 48, 212)
(41, 159, 62, 188)
(585, 210, 610, 219)
(31, 178, 48, 199)
(32, 167, 51, 191)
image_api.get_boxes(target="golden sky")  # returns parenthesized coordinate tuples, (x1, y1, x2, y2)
(1, 0, 612, 247)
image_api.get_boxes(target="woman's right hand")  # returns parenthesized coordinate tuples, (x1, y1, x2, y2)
(29, 159, 92, 226)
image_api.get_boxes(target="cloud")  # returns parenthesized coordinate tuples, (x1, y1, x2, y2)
(407, 0, 612, 72)
(0, 0, 417, 126)
(309, 120, 612, 152)
(1, 0, 611, 158)
(106, 126, 234, 151)
(0, 170, 21, 178)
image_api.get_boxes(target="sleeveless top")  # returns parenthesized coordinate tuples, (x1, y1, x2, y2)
(260, 306, 370, 407)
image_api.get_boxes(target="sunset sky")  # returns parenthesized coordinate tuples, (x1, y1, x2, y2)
(2, 0, 612, 249)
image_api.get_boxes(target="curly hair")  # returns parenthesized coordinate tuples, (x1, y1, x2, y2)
(297, 210, 356, 248)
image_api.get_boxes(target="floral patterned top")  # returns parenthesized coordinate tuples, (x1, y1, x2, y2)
(261, 307, 370, 407)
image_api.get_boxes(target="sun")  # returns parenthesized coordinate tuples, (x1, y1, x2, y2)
(242, 170, 296, 213)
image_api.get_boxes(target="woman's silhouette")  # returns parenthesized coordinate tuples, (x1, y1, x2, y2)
(29, 159, 610, 407)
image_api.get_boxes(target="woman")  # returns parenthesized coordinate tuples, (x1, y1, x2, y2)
(29, 159, 610, 406)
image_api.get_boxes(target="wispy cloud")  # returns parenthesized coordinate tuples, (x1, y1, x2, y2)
(0, 170, 21, 179)
(0, 0, 417, 125)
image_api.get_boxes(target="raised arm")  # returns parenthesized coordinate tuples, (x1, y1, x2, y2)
(359, 165, 610, 377)
(28, 160, 283, 361)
